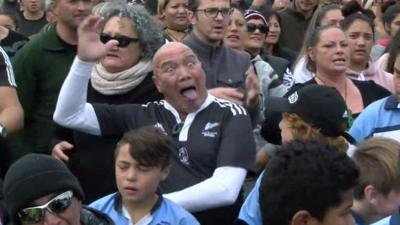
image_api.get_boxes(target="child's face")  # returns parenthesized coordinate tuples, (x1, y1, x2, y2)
(115, 144, 169, 205)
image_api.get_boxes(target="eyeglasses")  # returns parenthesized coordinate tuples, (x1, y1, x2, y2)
(18, 191, 73, 224)
(246, 23, 268, 34)
(196, 7, 233, 18)
(100, 33, 140, 48)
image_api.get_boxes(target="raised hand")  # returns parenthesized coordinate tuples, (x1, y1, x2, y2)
(52, 141, 75, 162)
(77, 15, 118, 62)
(245, 65, 260, 108)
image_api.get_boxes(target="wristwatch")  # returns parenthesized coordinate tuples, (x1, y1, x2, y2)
(0, 123, 7, 138)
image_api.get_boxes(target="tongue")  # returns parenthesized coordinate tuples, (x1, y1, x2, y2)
(182, 89, 198, 100)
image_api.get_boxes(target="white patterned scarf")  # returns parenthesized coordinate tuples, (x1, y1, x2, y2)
(91, 59, 153, 95)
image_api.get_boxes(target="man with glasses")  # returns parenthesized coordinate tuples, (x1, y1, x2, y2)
(2, 154, 114, 225)
(184, 0, 260, 120)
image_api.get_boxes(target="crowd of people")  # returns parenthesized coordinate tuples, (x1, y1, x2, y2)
(0, 0, 400, 224)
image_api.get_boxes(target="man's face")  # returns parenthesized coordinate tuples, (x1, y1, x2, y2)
(20, 0, 43, 14)
(154, 43, 208, 116)
(372, 189, 400, 218)
(20, 192, 81, 225)
(190, 0, 231, 45)
(51, 0, 92, 30)
(312, 189, 355, 225)
(294, 0, 317, 16)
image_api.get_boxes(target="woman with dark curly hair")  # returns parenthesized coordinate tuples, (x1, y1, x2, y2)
(51, 2, 165, 203)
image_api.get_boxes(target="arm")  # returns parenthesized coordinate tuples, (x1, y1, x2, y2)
(53, 16, 118, 135)
(0, 87, 23, 135)
(164, 166, 247, 212)
(0, 48, 23, 135)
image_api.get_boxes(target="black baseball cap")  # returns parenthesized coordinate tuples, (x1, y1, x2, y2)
(267, 84, 348, 137)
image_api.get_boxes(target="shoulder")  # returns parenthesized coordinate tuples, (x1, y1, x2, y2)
(224, 46, 251, 62)
(89, 193, 117, 211)
(211, 97, 249, 117)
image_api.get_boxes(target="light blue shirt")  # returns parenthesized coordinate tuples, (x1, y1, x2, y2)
(238, 171, 264, 225)
(349, 95, 400, 143)
(90, 193, 200, 225)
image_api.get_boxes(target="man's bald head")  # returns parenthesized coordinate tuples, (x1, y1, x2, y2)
(153, 42, 195, 70)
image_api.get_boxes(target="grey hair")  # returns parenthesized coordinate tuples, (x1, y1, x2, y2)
(98, 2, 165, 60)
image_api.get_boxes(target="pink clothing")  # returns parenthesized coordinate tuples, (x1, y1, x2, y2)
(377, 38, 390, 48)
(346, 58, 394, 93)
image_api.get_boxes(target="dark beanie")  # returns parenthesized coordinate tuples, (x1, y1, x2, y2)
(2, 153, 84, 223)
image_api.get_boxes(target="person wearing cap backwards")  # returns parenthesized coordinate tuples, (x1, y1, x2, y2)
(2, 153, 114, 225)
(236, 84, 351, 225)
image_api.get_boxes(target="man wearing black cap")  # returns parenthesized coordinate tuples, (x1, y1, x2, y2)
(2, 153, 114, 225)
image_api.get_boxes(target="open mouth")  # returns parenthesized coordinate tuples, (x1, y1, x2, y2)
(180, 86, 197, 100)
(227, 34, 240, 40)
(332, 58, 346, 64)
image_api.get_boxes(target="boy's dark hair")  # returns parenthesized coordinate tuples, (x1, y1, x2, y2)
(115, 126, 175, 169)
(259, 140, 359, 225)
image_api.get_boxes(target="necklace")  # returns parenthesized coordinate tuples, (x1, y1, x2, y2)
(165, 28, 188, 42)
(315, 76, 354, 128)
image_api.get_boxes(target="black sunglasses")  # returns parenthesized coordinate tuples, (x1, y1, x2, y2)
(18, 191, 73, 224)
(246, 23, 268, 34)
(100, 33, 140, 48)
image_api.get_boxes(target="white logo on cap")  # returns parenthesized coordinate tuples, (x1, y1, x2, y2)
(288, 92, 298, 104)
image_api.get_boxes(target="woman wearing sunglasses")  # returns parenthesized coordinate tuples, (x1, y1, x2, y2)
(3, 153, 114, 225)
(51, 2, 164, 203)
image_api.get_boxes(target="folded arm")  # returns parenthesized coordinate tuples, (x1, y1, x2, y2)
(164, 166, 247, 212)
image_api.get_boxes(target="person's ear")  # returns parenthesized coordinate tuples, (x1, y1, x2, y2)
(188, 10, 196, 25)
(383, 22, 391, 35)
(307, 47, 315, 62)
(160, 165, 170, 181)
(152, 74, 162, 93)
(291, 210, 318, 225)
(364, 184, 379, 206)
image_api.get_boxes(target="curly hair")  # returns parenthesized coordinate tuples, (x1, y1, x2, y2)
(260, 140, 359, 225)
(97, 2, 165, 60)
(283, 112, 348, 151)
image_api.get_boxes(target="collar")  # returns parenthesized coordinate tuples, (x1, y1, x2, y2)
(162, 94, 214, 123)
(162, 95, 214, 142)
(351, 210, 366, 225)
(120, 196, 163, 225)
(185, 32, 223, 58)
(114, 192, 163, 213)
(384, 95, 400, 110)
(41, 23, 76, 52)
(346, 58, 377, 80)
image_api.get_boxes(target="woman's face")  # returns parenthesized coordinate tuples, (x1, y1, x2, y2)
(320, 9, 344, 27)
(101, 16, 141, 73)
(244, 18, 268, 54)
(308, 27, 350, 76)
(265, 15, 280, 46)
(223, 9, 247, 50)
(162, 0, 189, 31)
(345, 19, 374, 66)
